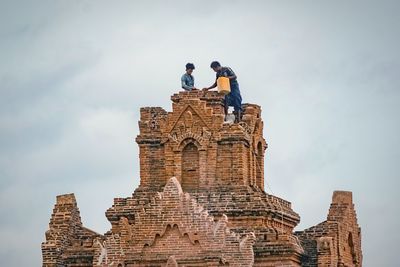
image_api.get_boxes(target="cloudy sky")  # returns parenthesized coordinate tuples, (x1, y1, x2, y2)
(1, 0, 399, 266)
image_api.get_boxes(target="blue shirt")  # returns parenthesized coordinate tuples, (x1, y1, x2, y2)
(216, 67, 238, 85)
(181, 73, 195, 91)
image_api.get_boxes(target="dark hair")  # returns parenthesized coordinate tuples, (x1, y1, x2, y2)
(210, 61, 221, 68)
(185, 63, 195, 70)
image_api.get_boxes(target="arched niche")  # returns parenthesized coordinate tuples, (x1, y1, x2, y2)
(348, 232, 358, 264)
(256, 141, 264, 188)
(181, 142, 200, 191)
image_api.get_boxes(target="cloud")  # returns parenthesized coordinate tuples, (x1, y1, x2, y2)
(0, 1, 399, 266)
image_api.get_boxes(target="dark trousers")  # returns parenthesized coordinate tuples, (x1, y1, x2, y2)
(224, 82, 242, 112)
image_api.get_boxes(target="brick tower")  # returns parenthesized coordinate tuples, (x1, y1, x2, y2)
(42, 90, 362, 266)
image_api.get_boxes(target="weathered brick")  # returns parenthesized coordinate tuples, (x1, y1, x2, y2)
(42, 90, 362, 267)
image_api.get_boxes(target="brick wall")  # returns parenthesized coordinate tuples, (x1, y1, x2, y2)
(295, 191, 362, 267)
(135, 91, 268, 192)
(41, 194, 101, 266)
(42, 90, 362, 267)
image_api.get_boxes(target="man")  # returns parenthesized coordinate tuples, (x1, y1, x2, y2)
(203, 61, 243, 122)
(181, 63, 197, 91)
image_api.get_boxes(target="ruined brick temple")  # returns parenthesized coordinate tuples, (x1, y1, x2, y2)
(42, 90, 363, 266)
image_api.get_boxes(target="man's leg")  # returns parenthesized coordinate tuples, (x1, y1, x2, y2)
(234, 108, 241, 123)
(231, 84, 242, 122)
(224, 96, 229, 121)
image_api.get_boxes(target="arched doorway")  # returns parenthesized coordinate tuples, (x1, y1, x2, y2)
(181, 142, 199, 191)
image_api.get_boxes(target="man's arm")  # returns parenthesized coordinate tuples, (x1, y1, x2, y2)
(203, 81, 217, 91)
(226, 67, 237, 80)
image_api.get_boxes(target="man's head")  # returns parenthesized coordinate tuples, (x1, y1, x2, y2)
(210, 61, 222, 72)
(186, 63, 195, 74)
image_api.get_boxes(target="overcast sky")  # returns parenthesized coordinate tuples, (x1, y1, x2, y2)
(0, 1, 399, 266)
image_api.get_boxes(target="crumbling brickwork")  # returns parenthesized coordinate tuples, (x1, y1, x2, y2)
(295, 191, 362, 267)
(42, 90, 362, 266)
(42, 194, 101, 267)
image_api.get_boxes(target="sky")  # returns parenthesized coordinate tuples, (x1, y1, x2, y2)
(0, 0, 399, 266)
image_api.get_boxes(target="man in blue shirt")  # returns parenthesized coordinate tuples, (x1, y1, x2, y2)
(203, 61, 243, 122)
(181, 63, 198, 91)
